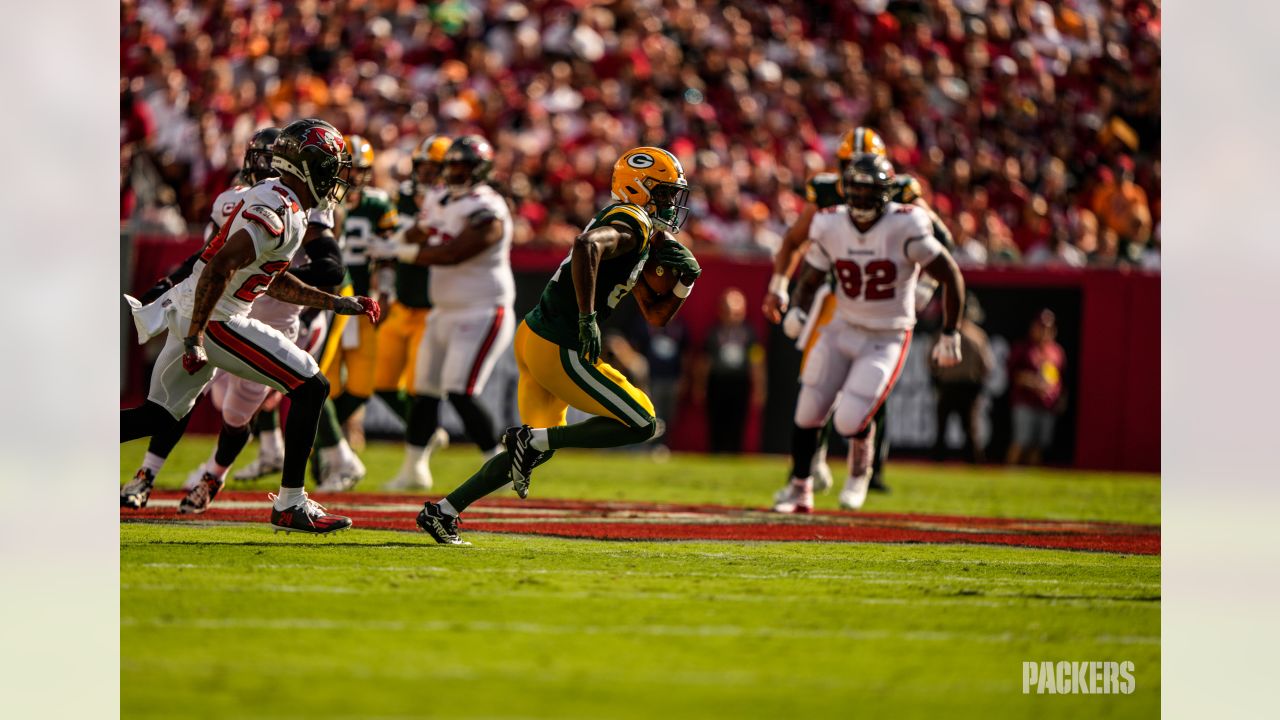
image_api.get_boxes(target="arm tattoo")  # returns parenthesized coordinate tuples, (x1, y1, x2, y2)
(264, 271, 340, 310)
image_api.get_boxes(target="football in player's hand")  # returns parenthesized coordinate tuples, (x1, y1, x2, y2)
(642, 254, 679, 296)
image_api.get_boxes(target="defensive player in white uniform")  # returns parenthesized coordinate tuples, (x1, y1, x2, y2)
(120, 119, 381, 534)
(774, 153, 965, 512)
(389, 135, 515, 488)
(125, 128, 348, 511)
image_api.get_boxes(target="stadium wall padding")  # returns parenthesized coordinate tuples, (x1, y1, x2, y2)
(123, 237, 1159, 473)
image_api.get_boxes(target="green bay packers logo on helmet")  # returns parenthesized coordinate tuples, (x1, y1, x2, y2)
(626, 153, 656, 169)
(612, 147, 691, 233)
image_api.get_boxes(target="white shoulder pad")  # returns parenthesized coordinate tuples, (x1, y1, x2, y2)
(241, 204, 285, 237)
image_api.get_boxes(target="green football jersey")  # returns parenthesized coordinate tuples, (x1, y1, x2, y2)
(341, 187, 399, 296)
(892, 174, 923, 204)
(805, 172, 843, 209)
(393, 183, 432, 308)
(525, 203, 654, 350)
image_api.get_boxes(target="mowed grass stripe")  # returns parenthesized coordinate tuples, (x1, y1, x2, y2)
(120, 615, 1158, 646)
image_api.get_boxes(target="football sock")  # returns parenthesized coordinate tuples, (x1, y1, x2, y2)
(214, 423, 252, 472)
(790, 425, 820, 479)
(255, 409, 278, 432)
(318, 440, 356, 468)
(530, 428, 550, 452)
(403, 444, 427, 467)
(406, 395, 441, 447)
(146, 407, 192, 458)
(121, 401, 178, 443)
(444, 451, 514, 512)
(313, 401, 343, 450)
(281, 374, 329, 489)
(548, 416, 654, 449)
(273, 485, 305, 510)
(871, 403, 889, 481)
(375, 389, 411, 424)
(141, 452, 166, 476)
(259, 427, 284, 460)
(448, 392, 498, 452)
(438, 498, 459, 517)
(334, 392, 367, 425)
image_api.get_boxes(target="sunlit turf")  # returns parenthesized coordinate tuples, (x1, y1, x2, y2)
(121, 438, 1159, 719)
(122, 438, 1159, 525)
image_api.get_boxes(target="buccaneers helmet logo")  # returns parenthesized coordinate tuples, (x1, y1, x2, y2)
(300, 127, 345, 157)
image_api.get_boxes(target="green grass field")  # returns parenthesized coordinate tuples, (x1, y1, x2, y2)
(121, 439, 1160, 719)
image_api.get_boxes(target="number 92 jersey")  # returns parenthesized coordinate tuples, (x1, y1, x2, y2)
(804, 202, 945, 331)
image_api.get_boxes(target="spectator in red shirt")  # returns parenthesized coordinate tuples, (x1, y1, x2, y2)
(1006, 309, 1067, 466)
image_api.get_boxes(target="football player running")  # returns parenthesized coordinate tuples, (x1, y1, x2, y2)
(124, 127, 347, 511)
(377, 135, 453, 489)
(415, 147, 699, 545)
(766, 127, 954, 508)
(772, 153, 964, 513)
(120, 118, 381, 534)
(388, 136, 514, 490)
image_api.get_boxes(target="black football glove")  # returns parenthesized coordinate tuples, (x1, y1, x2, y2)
(650, 239, 701, 285)
(578, 312, 601, 364)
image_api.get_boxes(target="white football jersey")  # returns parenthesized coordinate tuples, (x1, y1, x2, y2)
(804, 201, 944, 331)
(205, 185, 251, 241)
(421, 184, 514, 309)
(174, 180, 308, 321)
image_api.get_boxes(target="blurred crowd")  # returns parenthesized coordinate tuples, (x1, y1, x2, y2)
(121, 0, 1160, 270)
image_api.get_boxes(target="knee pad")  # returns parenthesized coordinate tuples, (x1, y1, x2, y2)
(833, 391, 877, 438)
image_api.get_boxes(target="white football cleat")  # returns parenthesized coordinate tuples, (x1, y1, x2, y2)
(385, 455, 433, 491)
(812, 458, 833, 493)
(838, 473, 872, 510)
(183, 463, 209, 491)
(316, 449, 365, 493)
(772, 477, 814, 513)
(232, 452, 284, 481)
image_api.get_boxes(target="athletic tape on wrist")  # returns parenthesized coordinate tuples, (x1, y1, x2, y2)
(768, 273, 789, 295)
(673, 281, 695, 298)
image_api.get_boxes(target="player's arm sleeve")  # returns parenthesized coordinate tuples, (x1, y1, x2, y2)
(288, 232, 345, 288)
(904, 210, 945, 265)
(803, 216, 833, 270)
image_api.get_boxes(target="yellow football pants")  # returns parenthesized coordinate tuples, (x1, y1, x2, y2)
(321, 312, 377, 399)
(513, 320, 655, 429)
(373, 302, 429, 393)
(800, 291, 838, 371)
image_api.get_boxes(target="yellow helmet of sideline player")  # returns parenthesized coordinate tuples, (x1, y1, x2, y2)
(412, 135, 452, 186)
(344, 134, 374, 191)
(611, 147, 691, 234)
(836, 126, 886, 170)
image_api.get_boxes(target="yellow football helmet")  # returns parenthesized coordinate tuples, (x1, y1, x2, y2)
(836, 126, 887, 168)
(412, 134, 451, 186)
(344, 134, 374, 189)
(611, 147, 691, 233)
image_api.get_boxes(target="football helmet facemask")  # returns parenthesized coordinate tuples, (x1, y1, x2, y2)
(243, 127, 281, 185)
(441, 135, 494, 192)
(843, 153, 895, 226)
(271, 119, 353, 211)
(611, 147, 691, 234)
